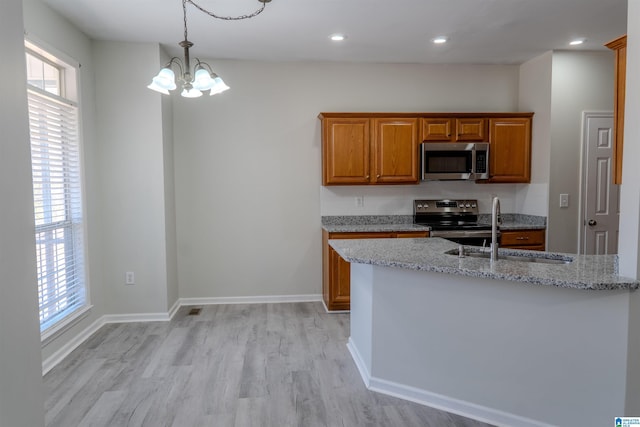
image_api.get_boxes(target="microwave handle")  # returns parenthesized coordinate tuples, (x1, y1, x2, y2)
(470, 146, 477, 175)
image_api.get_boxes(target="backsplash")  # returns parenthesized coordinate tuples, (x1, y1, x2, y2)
(321, 215, 414, 226)
(320, 181, 549, 217)
(478, 213, 546, 227)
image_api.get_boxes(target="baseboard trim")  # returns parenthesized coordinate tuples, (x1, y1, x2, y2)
(42, 295, 323, 375)
(42, 316, 105, 375)
(348, 340, 553, 427)
(102, 312, 172, 323)
(167, 299, 181, 320)
(346, 338, 370, 387)
(179, 294, 322, 306)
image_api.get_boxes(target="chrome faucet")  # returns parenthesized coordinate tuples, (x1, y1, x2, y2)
(491, 196, 501, 262)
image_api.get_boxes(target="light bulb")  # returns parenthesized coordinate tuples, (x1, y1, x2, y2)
(192, 68, 215, 91)
(209, 77, 230, 96)
(181, 86, 202, 98)
(147, 67, 177, 94)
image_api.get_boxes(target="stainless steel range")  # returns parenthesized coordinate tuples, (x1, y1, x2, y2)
(413, 199, 500, 247)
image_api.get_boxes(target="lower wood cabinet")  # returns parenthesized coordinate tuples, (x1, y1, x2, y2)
(322, 230, 429, 311)
(500, 229, 546, 251)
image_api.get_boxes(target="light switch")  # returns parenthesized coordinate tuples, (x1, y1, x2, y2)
(559, 193, 569, 208)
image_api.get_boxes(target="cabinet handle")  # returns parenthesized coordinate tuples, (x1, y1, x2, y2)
(365, 175, 370, 179)
(376, 174, 380, 178)
(516, 236, 530, 240)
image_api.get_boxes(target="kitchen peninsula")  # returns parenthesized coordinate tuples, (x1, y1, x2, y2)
(330, 237, 639, 427)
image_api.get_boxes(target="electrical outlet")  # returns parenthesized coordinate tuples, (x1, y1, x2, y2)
(354, 196, 364, 207)
(125, 272, 135, 285)
(559, 193, 569, 208)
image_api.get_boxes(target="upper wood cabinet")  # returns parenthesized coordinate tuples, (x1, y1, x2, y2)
(320, 112, 532, 185)
(372, 118, 420, 183)
(487, 117, 532, 183)
(606, 35, 626, 184)
(320, 115, 419, 185)
(321, 117, 371, 185)
(421, 117, 486, 142)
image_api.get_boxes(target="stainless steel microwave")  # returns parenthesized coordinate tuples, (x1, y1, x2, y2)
(420, 142, 489, 180)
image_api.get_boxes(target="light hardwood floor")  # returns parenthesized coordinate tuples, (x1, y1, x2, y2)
(44, 302, 494, 427)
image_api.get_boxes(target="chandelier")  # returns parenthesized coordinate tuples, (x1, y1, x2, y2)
(148, 0, 271, 98)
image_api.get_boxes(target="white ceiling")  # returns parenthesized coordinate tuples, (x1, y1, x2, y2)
(43, 0, 627, 65)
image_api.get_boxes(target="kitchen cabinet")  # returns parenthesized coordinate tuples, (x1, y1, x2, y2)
(322, 230, 428, 310)
(321, 117, 370, 185)
(373, 118, 420, 183)
(606, 35, 626, 184)
(320, 112, 533, 185)
(320, 115, 420, 185)
(487, 117, 532, 183)
(421, 117, 486, 142)
(500, 229, 545, 251)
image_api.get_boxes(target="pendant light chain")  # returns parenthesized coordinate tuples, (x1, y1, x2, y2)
(183, 0, 189, 41)
(186, 0, 268, 21)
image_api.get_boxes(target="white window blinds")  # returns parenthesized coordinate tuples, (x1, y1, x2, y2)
(27, 87, 86, 332)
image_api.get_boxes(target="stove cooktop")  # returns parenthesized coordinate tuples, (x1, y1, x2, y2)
(426, 222, 492, 231)
(413, 199, 484, 229)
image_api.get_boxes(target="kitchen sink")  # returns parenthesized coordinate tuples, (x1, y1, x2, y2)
(445, 248, 573, 265)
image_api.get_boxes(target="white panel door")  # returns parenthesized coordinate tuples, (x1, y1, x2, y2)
(582, 113, 620, 255)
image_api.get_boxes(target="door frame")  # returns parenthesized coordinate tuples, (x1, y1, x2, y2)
(578, 111, 615, 254)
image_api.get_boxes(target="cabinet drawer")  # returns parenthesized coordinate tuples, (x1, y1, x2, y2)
(501, 229, 545, 247)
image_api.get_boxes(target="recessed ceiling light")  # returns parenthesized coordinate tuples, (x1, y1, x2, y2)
(330, 34, 346, 42)
(570, 38, 586, 46)
(432, 36, 448, 44)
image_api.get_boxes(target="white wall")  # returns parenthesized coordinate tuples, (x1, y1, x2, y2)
(547, 51, 614, 253)
(620, 0, 640, 413)
(93, 41, 175, 314)
(173, 61, 522, 299)
(516, 51, 553, 217)
(161, 55, 180, 311)
(619, 1, 640, 279)
(0, 1, 45, 425)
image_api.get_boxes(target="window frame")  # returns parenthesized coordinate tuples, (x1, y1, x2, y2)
(25, 39, 91, 342)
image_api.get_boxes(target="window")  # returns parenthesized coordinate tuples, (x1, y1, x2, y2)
(25, 44, 87, 334)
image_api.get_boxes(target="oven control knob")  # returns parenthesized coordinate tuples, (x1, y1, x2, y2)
(471, 203, 477, 208)
(465, 203, 471, 208)
(417, 204, 423, 209)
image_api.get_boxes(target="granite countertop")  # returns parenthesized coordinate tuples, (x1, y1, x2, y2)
(328, 237, 639, 291)
(322, 214, 546, 233)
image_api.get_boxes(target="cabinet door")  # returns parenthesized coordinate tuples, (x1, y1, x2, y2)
(322, 118, 371, 185)
(328, 246, 352, 310)
(372, 118, 420, 183)
(421, 118, 453, 141)
(323, 231, 394, 311)
(488, 118, 531, 183)
(455, 118, 486, 141)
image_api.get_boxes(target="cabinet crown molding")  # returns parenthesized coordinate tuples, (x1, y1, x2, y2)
(318, 112, 534, 119)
